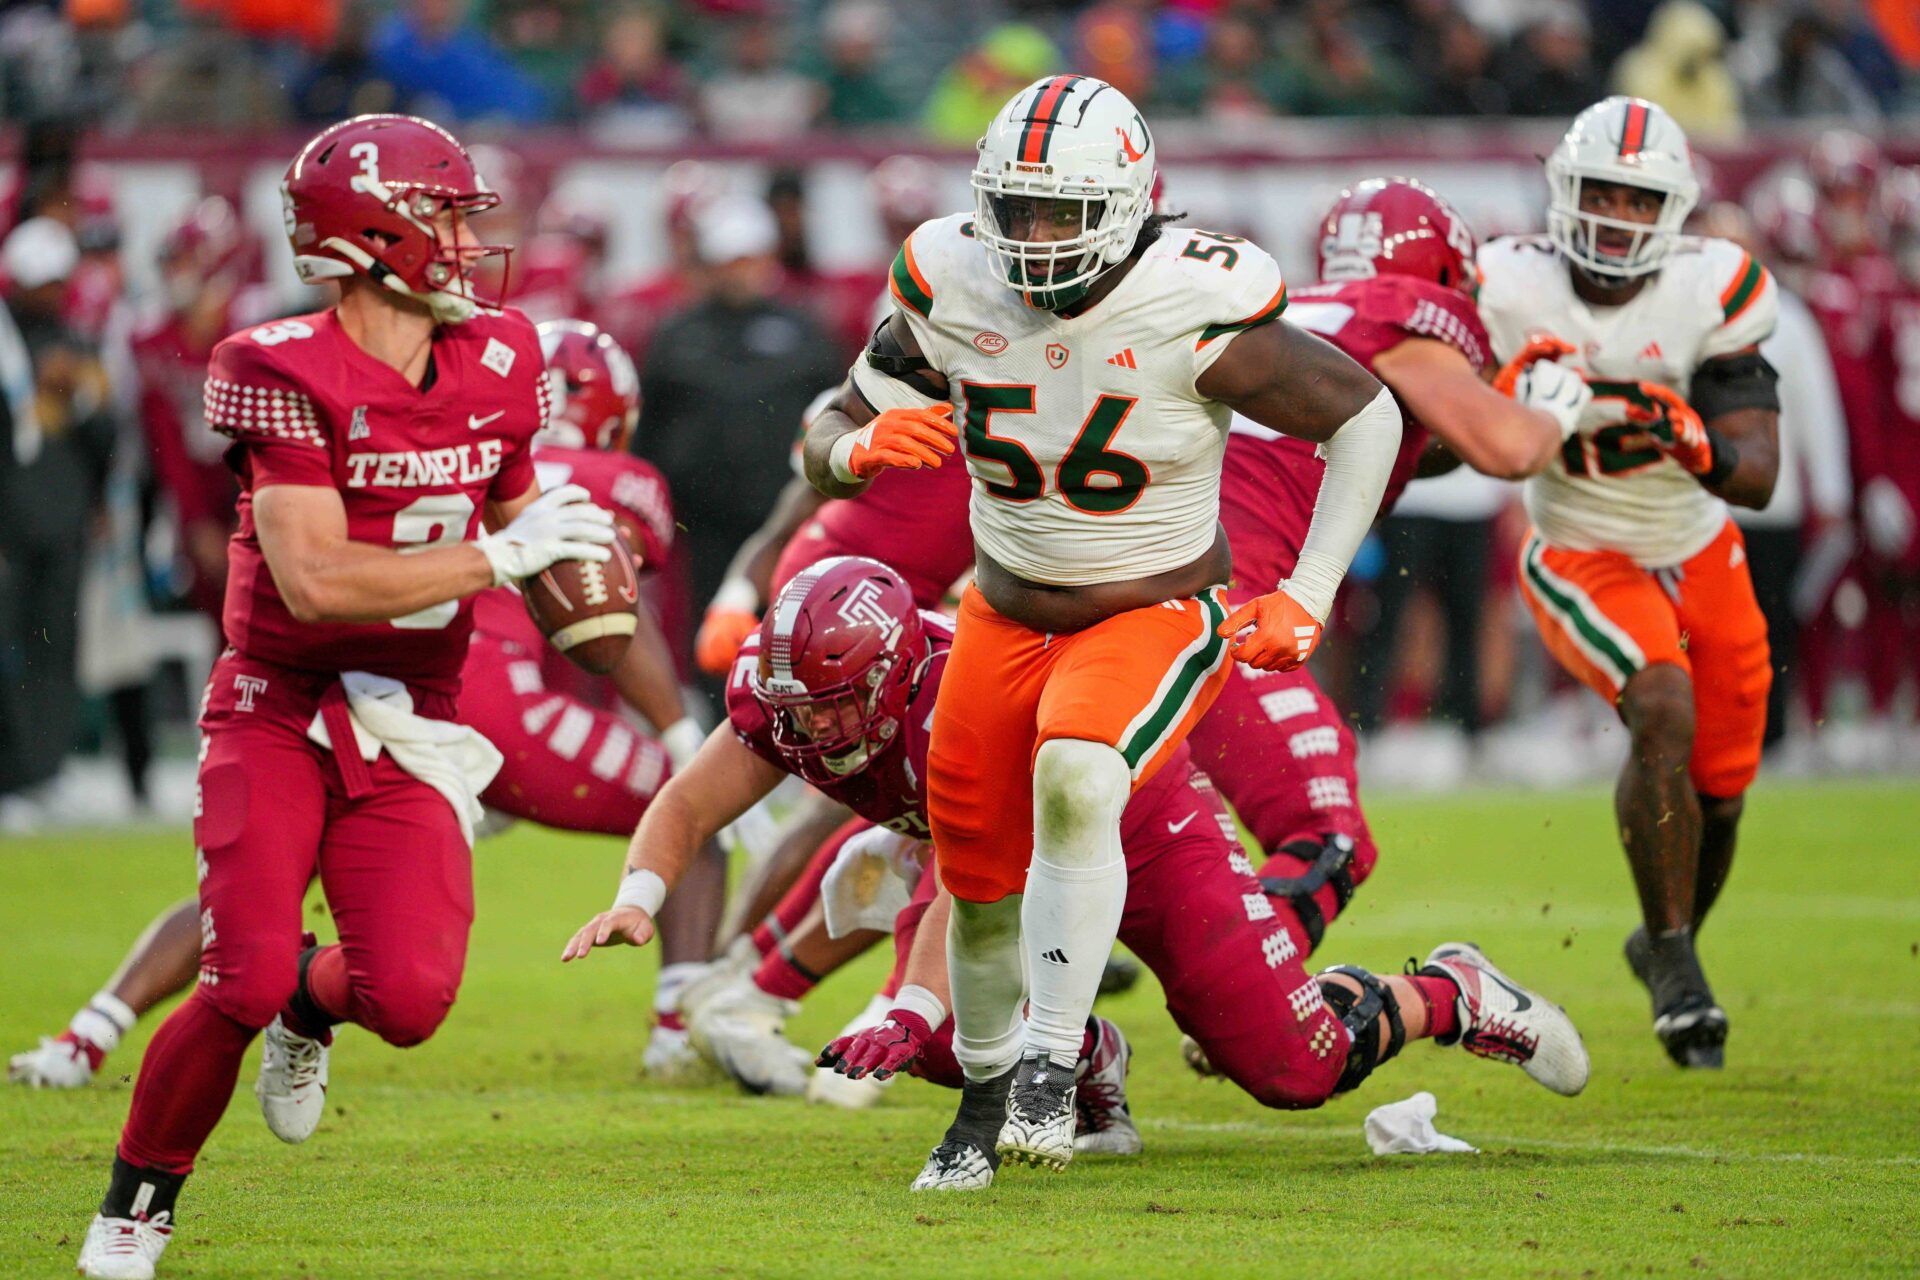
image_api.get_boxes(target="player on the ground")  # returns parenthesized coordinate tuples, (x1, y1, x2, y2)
(71, 115, 621, 1280)
(799, 76, 1401, 1176)
(563, 559, 1589, 1189)
(13, 317, 725, 1094)
(1478, 97, 1781, 1069)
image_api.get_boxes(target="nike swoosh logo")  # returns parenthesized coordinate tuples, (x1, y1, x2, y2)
(468, 410, 505, 431)
(1166, 813, 1197, 834)
(1480, 967, 1533, 1012)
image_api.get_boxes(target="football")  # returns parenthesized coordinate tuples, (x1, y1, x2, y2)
(521, 537, 640, 674)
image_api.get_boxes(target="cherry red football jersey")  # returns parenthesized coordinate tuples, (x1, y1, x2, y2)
(792, 459, 975, 609)
(208, 307, 545, 693)
(1220, 275, 1492, 600)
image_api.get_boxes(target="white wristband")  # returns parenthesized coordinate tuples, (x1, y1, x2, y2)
(891, 983, 949, 1030)
(828, 429, 866, 484)
(613, 869, 667, 916)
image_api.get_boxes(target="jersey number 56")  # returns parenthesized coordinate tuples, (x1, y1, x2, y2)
(960, 382, 1150, 515)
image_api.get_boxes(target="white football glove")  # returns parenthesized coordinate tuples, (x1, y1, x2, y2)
(1861, 476, 1916, 560)
(1514, 359, 1594, 440)
(474, 483, 615, 586)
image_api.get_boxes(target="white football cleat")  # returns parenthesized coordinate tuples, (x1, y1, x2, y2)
(1073, 1018, 1142, 1156)
(911, 1138, 997, 1191)
(76, 1211, 172, 1279)
(641, 1020, 713, 1084)
(255, 1016, 329, 1143)
(995, 1053, 1077, 1170)
(9, 1031, 101, 1088)
(1421, 942, 1590, 1096)
(686, 978, 811, 1096)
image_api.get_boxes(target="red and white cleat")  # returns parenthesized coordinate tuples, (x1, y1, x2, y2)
(1421, 942, 1590, 1096)
(76, 1211, 172, 1279)
(255, 1016, 329, 1143)
(9, 1030, 104, 1089)
(1073, 1018, 1142, 1156)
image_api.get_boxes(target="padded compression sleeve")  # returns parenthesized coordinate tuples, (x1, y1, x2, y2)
(1284, 385, 1402, 621)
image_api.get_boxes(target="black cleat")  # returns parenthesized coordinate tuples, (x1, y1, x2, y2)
(911, 1067, 1012, 1192)
(1630, 926, 1727, 1069)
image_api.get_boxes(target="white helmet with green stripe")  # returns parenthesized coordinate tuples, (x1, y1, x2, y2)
(1547, 96, 1699, 282)
(971, 74, 1157, 312)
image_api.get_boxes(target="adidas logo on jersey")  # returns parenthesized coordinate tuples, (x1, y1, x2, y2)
(1106, 348, 1137, 369)
(1041, 948, 1069, 964)
(1639, 340, 1664, 361)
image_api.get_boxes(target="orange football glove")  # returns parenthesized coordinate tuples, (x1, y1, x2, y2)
(1216, 589, 1323, 672)
(695, 605, 760, 676)
(1492, 335, 1579, 398)
(1628, 381, 1712, 475)
(842, 405, 957, 479)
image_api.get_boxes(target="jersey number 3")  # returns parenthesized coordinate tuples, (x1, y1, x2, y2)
(960, 382, 1149, 514)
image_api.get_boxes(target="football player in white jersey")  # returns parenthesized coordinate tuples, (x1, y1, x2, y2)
(801, 76, 1401, 1187)
(1478, 97, 1782, 1069)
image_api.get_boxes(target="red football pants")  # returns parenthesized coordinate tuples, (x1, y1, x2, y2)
(119, 657, 474, 1175)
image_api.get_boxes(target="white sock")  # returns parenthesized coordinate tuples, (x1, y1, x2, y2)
(654, 962, 706, 1017)
(1022, 739, 1130, 1069)
(947, 896, 1026, 1081)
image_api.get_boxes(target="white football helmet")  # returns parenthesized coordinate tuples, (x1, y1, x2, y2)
(971, 75, 1157, 311)
(1546, 96, 1700, 281)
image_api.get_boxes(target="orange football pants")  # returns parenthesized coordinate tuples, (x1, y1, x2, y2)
(1516, 519, 1771, 798)
(927, 583, 1233, 903)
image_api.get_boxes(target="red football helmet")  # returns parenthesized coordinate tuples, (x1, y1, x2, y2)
(159, 196, 253, 302)
(281, 114, 508, 323)
(1750, 174, 1823, 268)
(537, 318, 641, 452)
(752, 557, 926, 786)
(1882, 166, 1920, 286)
(1316, 176, 1478, 295)
(1807, 130, 1884, 256)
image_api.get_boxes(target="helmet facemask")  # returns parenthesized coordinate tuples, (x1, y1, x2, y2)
(379, 186, 512, 323)
(1548, 168, 1695, 284)
(971, 178, 1144, 312)
(756, 653, 904, 786)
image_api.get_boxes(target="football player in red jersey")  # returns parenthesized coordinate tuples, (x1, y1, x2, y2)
(72, 116, 620, 1280)
(564, 559, 1589, 1191)
(125, 197, 262, 620)
(17, 319, 726, 1090)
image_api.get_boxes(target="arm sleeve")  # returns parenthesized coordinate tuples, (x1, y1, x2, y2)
(1283, 384, 1403, 622)
(204, 339, 334, 489)
(1191, 244, 1289, 387)
(1776, 305, 1853, 518)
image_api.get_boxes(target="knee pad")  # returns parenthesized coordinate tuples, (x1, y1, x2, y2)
(1032, 739, 1129, 867)
(1260, 834, 1362, 951)
(1317, 966, 1405, 1096)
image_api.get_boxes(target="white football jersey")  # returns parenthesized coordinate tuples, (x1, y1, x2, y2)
(1478, 234, 1777, 566)
(853, 213, 1287, 586)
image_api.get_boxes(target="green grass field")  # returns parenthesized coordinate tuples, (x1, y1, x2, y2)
(4, 782, 1918, 1279)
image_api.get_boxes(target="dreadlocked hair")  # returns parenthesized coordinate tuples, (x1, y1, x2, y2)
(1132, 210, 1186, 256)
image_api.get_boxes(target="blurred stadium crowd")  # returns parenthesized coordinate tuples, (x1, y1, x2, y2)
(0, 0, 1914, 136)
(1, 2, 1919, 830)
